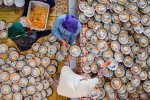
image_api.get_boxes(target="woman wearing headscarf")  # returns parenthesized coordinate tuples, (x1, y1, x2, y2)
(52, 14, 82, 47)
(52, 55, 111, 99)
(8, 17, 51, 51)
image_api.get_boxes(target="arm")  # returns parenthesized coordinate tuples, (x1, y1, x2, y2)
(51, 16, 64, 41)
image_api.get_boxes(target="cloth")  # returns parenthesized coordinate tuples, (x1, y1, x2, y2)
(57, 66, 99, 98)
(8, 22, 27, 38)
(52, 14, 82, 45)
(22, 0, 55, 16)
(11, 29, 51, 51)
(62, 14, 78, 33)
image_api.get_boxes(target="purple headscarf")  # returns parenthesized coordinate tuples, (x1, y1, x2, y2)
(62, 14, 78, 33)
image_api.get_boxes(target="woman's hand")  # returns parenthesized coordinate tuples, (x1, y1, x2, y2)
(66, 54, 72, 61)
(101, 60, 111, 68)
(25, 17, 33, 30)
(62, 40, 69, 48)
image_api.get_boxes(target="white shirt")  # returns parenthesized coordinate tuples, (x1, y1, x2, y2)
(57, 66, 99, 98)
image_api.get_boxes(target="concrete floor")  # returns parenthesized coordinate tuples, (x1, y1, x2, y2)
(69, 0, 79, 100)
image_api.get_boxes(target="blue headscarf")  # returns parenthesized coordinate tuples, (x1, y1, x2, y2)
(62, 14, 78, 33)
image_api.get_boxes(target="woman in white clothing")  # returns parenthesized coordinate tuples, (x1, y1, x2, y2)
(53, 56, 111, 99)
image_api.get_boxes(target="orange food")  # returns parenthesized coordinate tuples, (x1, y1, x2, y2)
(29, 5, 48, 29)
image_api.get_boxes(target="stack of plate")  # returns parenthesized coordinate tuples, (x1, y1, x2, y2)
(78, 0, 150, 99)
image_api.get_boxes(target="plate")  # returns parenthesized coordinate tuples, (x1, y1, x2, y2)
(87, 0, 93, 5)
(94, 14, 101, 22)
(123, 56, 133, 67)
(102, 13, 112, 24)
(121, 44, 131, 54)
(69, 45, 81, 57)
(141, 15, 150, 26)
(139, 36, 148, 47)
(102, 49, 113, 60)
(108, 31, 118, 40)
(47, 65, 56, 75)
(118, 33, 129, 44)
(39, 45, 48, 55)
(137, 50, 148, 60)
(0, 21, 6, 30)
(128, 3, 138, 13)
(87, 53, 95, 63)
(119, 11, 129, 22)
(9, 51, 19, 61)
(147, 57, 150, 66)
(0, 30, 8, 39)
(128, 36, 135, 46)
(93, 22, 102, 32)
(131, 63, 141, 75)
(79, 1, 89, 12)
(96, 28, 107, 40)
(112, 13, 120, 23)
(61, 45, 69, 56)
(55, 52, 65, 61)
(48, 45, 57, 54)
(117, 84, 126, 94)
(103, 68, 114, 78)
(137, 0, 147, 8)
(114, 51, 124, 62)
(97, 40, 108, 52)
(104, 82, 114, 93)
(79, 13, 90, 23)
(111, 78, 122, 89)
(111, 41, 120, 52)
(130, 13, 141, 24)
(48, 34, 57, 43)
(139, 71, 148, 80)
(140, 5, 150, 14)
(118, 0, 127, 5)
(0, 44, 8, 54)
(143, 81, 150, 92)
(131, 75, 141, 87)
(86, 41, 94, 52)
(51, 60, 58, 67)
(133, 23, 144, 33)
(120, 76, 129, 84)
(91, 34, 98, 44)
(95, 3, 106, 14)
(143, 26, 150, 37)
(96, 57, 104, 66)
(32, 43, 40, 52)
(85, 29, 94, 40)
(91, 63, 98, 73)
(98, 88, 105, 99)
(126, 82, 136, 93)
(84, 6, 95, 17)
(131, 43, 141, 54)
(115, 66, 125, 77)
(1, 85, 11, 95)
(107, 58, 118, 71)
(87, 19, 95, 28)
(113, 3, 124, 13)
(52, 42, 60, 50)
(82, 62, 91, 73)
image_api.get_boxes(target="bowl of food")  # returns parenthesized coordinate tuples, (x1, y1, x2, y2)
(27, 1, 49, 31)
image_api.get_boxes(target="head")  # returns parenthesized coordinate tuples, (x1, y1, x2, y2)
(62, 14, 78, 33)
(19, 17, 29, 28)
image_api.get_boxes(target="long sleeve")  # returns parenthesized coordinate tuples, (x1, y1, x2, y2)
(52, 15, 65, 41)
(68, 21, 82, 45)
